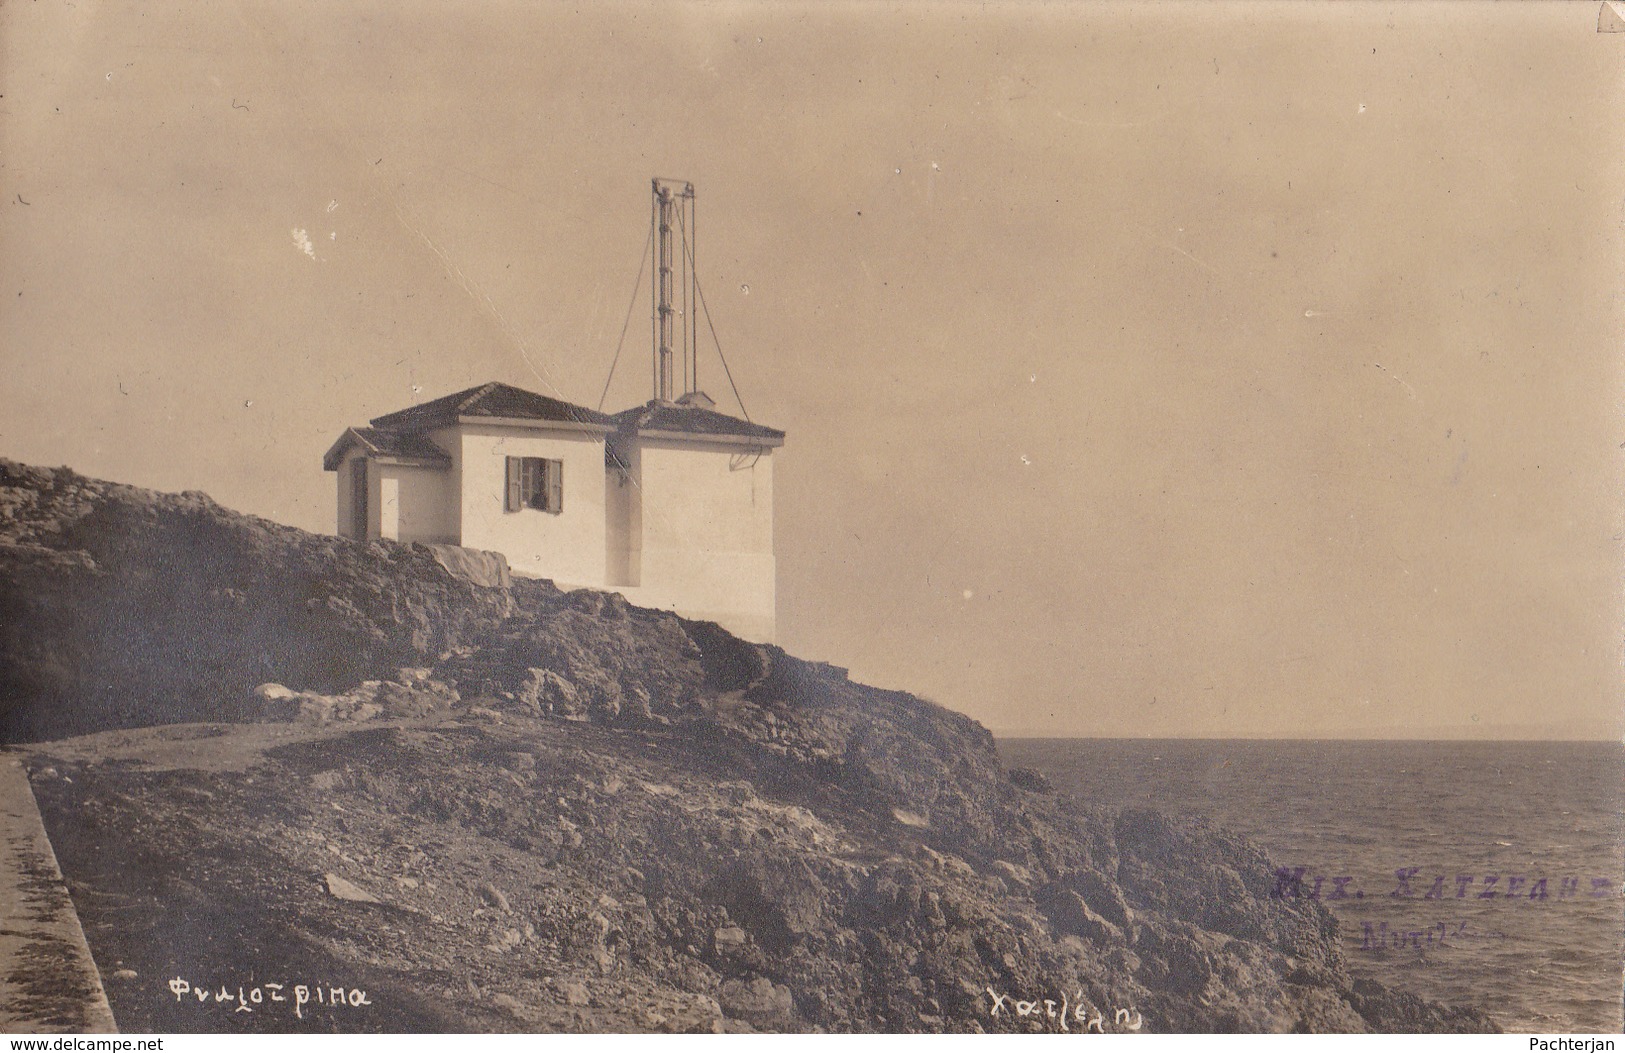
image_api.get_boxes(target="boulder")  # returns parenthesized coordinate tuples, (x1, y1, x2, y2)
(712, 926, 749, 955)
(422, 543, 511, 590)
(1070, 867, 1136, 931)
(309, 770, 345, 792)
(324, 873, 383, 904)
(1038, 886, 1124, 946)
(1007, 766, 1053, 793)
(517, 668, 579, 717)
(479, 883, 512, 912)
(717, 976, 795, 1028)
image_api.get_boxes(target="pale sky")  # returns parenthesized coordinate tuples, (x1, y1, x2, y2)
(3, 1, 1621, 739)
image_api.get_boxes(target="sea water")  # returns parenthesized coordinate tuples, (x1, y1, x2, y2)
(998, 738, 1624, 1033)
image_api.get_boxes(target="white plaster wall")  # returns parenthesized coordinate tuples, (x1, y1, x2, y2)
(626, 439, 776, 641)
(639, 439, 774, 554)
(456, 424, 607, 586)
(379, 473, 400, 540)
(428, 426, 462, 545)
(378, 462, 458, 544)
(604, 441, 642, 586)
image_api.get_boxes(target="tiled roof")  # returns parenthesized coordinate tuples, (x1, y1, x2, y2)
(353, 427, 452, 461)
(611, 398, 785, 446)
(322, 427, 452, 471)
(368, 381, 616, 431)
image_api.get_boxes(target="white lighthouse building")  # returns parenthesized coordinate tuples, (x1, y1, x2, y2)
(323, 180, 785, 642)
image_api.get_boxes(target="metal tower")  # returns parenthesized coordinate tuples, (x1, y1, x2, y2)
(651, 178, 697, 402)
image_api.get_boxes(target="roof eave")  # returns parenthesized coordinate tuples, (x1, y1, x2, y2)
(375, 455, 452, 469)
(633, 427, 785, 449)
(323, 428, 455, 470)
(367, 413, 445, 430)
(322, 429, 369, 471)
(455, 414, 616, 434)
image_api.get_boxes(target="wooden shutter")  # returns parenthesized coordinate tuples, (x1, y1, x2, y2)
(546, 458, 563, 513)
(504, 456, 521, 512)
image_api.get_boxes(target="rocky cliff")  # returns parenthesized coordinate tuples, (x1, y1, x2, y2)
(0, 460, 1492, 1033)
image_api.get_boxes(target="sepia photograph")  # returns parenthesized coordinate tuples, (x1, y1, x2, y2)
(1, 0, 1621, 1038)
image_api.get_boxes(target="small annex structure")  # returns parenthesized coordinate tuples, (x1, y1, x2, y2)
(323, 180, 785, 642)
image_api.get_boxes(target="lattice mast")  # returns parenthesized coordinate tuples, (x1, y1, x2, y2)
(651, 178, 697, 402)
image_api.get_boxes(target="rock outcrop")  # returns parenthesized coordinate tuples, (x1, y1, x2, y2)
(0, 460, 515, 742)
(0, 460, 1495, 1033)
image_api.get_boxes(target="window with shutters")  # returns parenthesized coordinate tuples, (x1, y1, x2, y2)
(504, 456, 563, 514)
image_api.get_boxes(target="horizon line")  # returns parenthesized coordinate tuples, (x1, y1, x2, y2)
(990, 733, 1624, 744)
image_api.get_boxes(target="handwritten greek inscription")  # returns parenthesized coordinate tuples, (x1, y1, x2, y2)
(168, 976, 372, 1019)
(983, 986, 1142, 1032)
